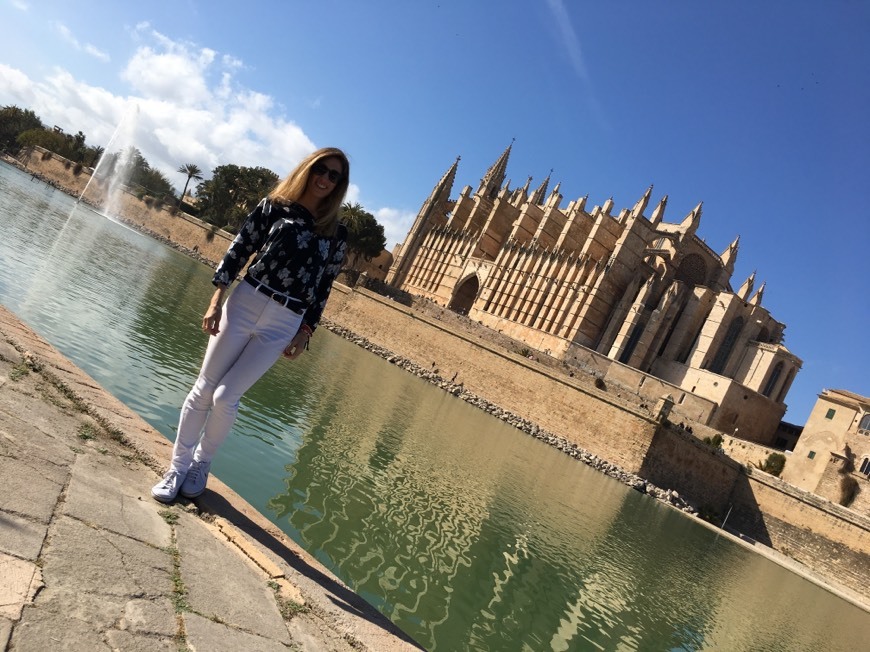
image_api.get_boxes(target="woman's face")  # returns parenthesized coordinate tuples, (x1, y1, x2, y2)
(303, 156, 344, 205)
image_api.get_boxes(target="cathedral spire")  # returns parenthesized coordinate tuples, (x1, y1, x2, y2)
(650, 194, 668, 225)
(631, 185, 653, 218)
(430, 156, 459, 208)
(521, 176, 532, 194)
(680, 201, 702, 237)
(720, 235, 740, 268)
(478, 139, 513, 199)
(749, 280, 766, 306)
(738, 270, 756, 300)
(530, 169, 552, 205)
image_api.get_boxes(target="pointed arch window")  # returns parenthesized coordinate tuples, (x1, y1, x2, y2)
(762, 361, 784, 398)
(860, 457, 870, 476)
(709, 317, 744, 375)
(859, 414, 870, 435)
(775, 368, 795, 403)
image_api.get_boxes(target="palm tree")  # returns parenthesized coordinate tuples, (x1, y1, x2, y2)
(339, 202, 386, 271)
(177, 163, 204, 211)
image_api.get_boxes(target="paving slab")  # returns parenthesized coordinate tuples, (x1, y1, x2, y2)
(105, 629, 176, 652)
(117, 597, 177, 637)
(0, 380, 87, 455)
(0, 554, 41, 620)
(63, 453, 171, 548)
(0, 510, 46, 560)
(183, 611, 291, 652)
(40, 515, 172, 599)
(0, 454, 65, 523)
(0, 617, 11, 651)
(8, 604, 112, 652)
(176, 516, 291, 644)
(32, 586, 129, 631)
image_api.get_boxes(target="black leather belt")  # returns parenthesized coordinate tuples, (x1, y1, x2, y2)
(244, 276, 306, 312)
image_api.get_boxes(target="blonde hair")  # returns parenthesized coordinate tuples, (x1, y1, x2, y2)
(268, 147, 350, 236)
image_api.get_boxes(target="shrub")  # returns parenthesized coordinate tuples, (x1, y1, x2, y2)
(594, 377, 607, 391)
(41, 150, 53, 160)
(73, 162, 83, 175)
(757, 452, 786, 477)
(839, 476, 859, 507)
(703, 433, 724, 450)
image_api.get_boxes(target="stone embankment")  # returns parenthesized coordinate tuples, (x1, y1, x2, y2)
(325, 323, 697, 515)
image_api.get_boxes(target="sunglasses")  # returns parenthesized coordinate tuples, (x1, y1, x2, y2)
(311, 161, 343, 184)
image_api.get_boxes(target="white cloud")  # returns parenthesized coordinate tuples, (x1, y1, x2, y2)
(84, 44, 111, 63)
(10, 0, 28, 10)
(544, 0, 608, 130)
(0, 27, 319, 195)
(53, 22, 110, 62)
(374, 206, 416, 249)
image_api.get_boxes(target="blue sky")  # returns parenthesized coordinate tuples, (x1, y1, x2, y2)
(1, 0, 867, 425)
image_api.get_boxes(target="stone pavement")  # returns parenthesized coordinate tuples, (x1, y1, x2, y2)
(0, 305, 423, 652)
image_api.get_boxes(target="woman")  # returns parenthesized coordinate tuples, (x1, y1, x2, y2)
(152, 147, 350, 502)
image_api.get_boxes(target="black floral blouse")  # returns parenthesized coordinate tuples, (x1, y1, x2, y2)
(212, 198, 347, 332)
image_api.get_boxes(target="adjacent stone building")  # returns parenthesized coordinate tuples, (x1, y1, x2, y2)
(386, 144, 801, 444)
(782, 389, 870, 513)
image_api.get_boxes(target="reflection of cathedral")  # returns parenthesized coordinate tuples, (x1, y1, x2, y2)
(386, 144, 801, 443)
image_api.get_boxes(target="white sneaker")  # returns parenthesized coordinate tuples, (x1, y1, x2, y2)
(180, 459, 211, 498)
(151, 469, 186, 503)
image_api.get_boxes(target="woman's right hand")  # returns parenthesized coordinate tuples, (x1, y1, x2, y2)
(202, 285, 227, 335)
(202, 304, 222, 335)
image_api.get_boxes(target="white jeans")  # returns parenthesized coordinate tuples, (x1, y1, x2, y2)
(170, 281, 304, 473)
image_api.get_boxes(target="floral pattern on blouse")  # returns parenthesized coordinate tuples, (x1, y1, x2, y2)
(212, 198, 347, 332)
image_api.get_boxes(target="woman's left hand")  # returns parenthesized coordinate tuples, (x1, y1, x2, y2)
(282, 330, 309, 360)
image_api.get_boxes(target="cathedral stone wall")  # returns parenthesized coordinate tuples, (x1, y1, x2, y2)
(323, 286, 659, 474)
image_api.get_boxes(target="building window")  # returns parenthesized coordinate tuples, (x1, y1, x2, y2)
(860, 458, 870, 476)
(709, 317, 745, 375)
(859, 414, 870, 435)
(808, 451, 816, 460)
(825, 408, 836, 420)
(762, 361, 783, 398)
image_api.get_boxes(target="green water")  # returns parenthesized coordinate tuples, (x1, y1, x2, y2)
(1, 161, 867, 651)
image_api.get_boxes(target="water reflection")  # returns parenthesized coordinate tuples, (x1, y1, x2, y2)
(2, 162, 869, 651)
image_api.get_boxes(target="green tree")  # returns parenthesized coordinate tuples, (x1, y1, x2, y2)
(16, 128, 71, 155)
(94, 146, 174, 200)
(176, 163, 204, 209)
(196, 164, 279, 232)
(0, 105, 44, 152)
(83, 145, 104, 168)
(339, 202, 386, 270)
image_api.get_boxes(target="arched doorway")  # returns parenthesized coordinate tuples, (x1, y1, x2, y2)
(448, 276, 480, 315)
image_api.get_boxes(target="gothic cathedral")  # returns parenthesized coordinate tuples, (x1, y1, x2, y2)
(386, 144, 802, 444)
